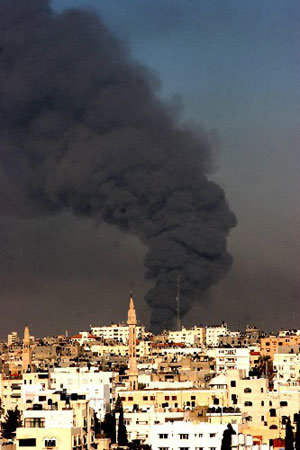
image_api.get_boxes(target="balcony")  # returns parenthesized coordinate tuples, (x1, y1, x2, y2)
(207, 407, 241, 416)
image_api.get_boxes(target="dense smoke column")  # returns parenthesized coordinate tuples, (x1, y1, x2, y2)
(0, 0, 236, 332)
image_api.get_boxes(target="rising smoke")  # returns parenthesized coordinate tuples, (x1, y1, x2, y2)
(0, 0, 236, 332)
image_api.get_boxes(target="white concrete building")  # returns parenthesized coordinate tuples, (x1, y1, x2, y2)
(7, 331, 19, 346)
(205, 324, 228, 347)
(215, 348, 250, 376)
(124, 410, 186, 443)
(16, 403, 93, 449)
(137, 375, 193, 390)
(90, 323, 145, 343)
(168, 327, 205, 347)
(49, 367, 113, 418)
(150, 421, 245, 450)
(273, 349, 300, 382)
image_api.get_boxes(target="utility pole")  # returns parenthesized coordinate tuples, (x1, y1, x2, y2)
(176, 275, 181, 331)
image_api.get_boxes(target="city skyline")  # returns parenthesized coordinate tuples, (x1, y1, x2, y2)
(0, 0, 299, 336)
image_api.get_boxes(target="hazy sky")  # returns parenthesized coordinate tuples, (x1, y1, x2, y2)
(1, 0, 299, 337)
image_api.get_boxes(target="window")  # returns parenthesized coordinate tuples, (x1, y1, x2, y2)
(44, 439, 56, 447)
(24, 418, 45, 428)
(128, 397, 133, 401)
(269, 401, 272, 406)
(179, 434, 189, 439)
(261, 388, 264, 393)
(19, 439, 36, 447)
(270, 409, 276, 417)
(172, 396, 177, 401)
(143, 396, 148, 401)
(244, 401, 252, 406)
(261, 401, 264, 406)
(191, 395, 196, 400)
(280, 401, 288, 407)
(159, 434, 168, 439)
(165, 396, 170, 401)
(158, 448, 169, 450)
(244, 388, 252, 393)
(230, 381, 236, 387)
(179, 447, 189, 450)
(210, 434, 216, 438)
(261, 416, 265, 421)
(150, 396, 155, 401)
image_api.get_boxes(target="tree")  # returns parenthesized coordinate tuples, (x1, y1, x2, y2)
(285, 417, 294, 450)
(93, 411, 101, 438)
(295, 413, 300, 450)
(1, 407, 22, 440)
(101, 412, 116, 443)
(0, 400, 4, 418)
(128, 440, 151, 450)
(117, 406, 128, 446)
(115, 395, 122, 413)
(221, 424, 236, 450)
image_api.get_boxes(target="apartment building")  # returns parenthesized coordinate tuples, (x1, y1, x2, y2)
(16, 401, 94, 449)
(49, 367, 113, 418)
(150, 421, 245, 450)
(90, 323, 145, 343)
(260, 335, 300, 359)
(205, 324, 228, 347)
(168, 327, 206, 347)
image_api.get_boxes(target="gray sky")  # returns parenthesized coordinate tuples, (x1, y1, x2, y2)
(0, 0, 299, 337)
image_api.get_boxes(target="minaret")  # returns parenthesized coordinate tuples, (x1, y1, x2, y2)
(127, 293, 138, 390)
(22, 324, 31, 373)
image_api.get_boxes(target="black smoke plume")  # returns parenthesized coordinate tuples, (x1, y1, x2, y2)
(0, 0, 236, 332)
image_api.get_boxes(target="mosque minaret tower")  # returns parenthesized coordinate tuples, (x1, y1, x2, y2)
(22, 324, 31, 373)
(127, 293, 138, 390)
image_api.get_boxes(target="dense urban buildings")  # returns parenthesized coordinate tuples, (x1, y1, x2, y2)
(0, 295, 299, 449)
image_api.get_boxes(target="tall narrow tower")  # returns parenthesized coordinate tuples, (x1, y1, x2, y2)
(22, 324, 31, 373)
(127, 293, 138, 390)
(176, 275, 181, 332)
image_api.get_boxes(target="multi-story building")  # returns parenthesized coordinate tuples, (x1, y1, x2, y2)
(217, 370, 300, 443)
(168, 326, 206, 347)
(260, 335, 300, 359)
(214, 348, 250, 375)
(205, 324, 228, 347)
(150, 421, 244, 450)
(123, 410, 186, 443)
(7, 331, 19, 347)
(90, 323, 145, 344)
(0, 373, 23, 412)
(117, 387, 227, 412)
(273, 347, 300, 383)
(49, 367, 113, 418)
(16, 400, 94, 449)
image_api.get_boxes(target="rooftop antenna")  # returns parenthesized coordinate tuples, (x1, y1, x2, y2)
(176, 275, 181, 331)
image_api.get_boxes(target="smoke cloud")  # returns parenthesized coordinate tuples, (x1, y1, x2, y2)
(0, 0, 236, 332)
